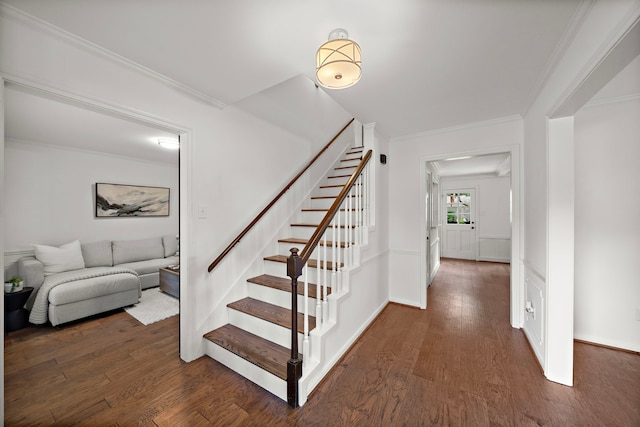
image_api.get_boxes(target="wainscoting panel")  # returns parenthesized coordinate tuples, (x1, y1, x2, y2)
(523, 262, 545, 368)
(478, 237, 510, 262)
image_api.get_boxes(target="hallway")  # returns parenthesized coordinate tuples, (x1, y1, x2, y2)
(4, 259, 639, 425)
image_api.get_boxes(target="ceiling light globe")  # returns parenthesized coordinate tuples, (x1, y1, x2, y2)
(316, 37, 361, 89)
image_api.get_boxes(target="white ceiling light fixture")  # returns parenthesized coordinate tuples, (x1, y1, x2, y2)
(157, 138, 179, 149)
(316, 28, 361, 89)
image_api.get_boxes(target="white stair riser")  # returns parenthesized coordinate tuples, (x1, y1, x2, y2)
(324, 177, 350, 187)
(296, 210, 357, 224)
(309, 198, 336, 210)
(277, 242, 347, 261)
(339, 158, 361, 166)
(228, 309, 307, 350)
(290, 226, 352, 241)
(204, 340, 287, 401)
(263, 260, 338, 286)
(247, 281, 319, 310)
(315, 186, 344, 197)
(309, 196, 363, 210)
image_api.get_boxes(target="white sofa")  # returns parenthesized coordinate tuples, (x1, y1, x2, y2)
(18, 235, 178, 326)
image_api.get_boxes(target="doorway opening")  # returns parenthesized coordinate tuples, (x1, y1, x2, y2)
(1, 78, 188, 349)
(420, 148, 521, 329)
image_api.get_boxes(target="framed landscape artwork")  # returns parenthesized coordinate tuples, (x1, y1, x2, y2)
(95, 183, 170, 217)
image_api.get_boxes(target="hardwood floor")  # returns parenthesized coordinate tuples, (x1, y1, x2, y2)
(5, 259, 640, 426)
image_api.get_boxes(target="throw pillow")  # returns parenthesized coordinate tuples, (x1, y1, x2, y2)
(33, 240, 86, 276)
(162, 234, 178, 257)
(81, 240, 113, 268)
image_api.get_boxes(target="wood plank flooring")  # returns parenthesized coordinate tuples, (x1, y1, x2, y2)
(5, 259, 640, 426)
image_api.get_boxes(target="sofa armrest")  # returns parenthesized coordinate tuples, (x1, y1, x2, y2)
(18, 256, 45, 288)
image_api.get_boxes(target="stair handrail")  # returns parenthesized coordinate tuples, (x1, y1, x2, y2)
(299, 149, 372, 265)
(285, 148, 372, 407)
(208, 118, 355, 273)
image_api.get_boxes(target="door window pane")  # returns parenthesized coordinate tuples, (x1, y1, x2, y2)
(446, 192, 471, 224)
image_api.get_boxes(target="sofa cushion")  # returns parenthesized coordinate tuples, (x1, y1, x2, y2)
(117, 256, 179, 276)
(48, 272, 140, 305)
(112, 237, 164, 265)
(162, 234, 178, 257)
(33, 240, 85, 276)
(81, 240, 113, 267)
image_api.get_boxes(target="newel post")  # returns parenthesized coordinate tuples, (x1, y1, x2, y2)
(286, 247, 303, 407)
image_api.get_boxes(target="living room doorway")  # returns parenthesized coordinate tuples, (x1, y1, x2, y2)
(1, 78, 187, 345)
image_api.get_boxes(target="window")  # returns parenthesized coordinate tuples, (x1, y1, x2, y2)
(446, 192, 471, 224)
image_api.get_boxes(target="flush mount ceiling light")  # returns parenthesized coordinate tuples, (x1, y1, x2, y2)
(316, 28, 361, 89)
(157, 138, 179, 149)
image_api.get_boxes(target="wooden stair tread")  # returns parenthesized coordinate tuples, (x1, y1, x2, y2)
(335, 166, 357, 170)
(228, 297, 315, 333)
(319, 184, 345, 189)
(327, 174, 351, 179)
(290, 223, 355, 229)
(265, 254, 343, 270)
(311, 195, 361, 199)
(204, 324, 293, 380)
(301, 208, 355, 212)
(247, 274, 329, 298)
(279, 237, 347, 248)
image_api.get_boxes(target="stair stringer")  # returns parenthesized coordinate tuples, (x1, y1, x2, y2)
(297, 241, 389, 406)
(197, 138, 353, 342)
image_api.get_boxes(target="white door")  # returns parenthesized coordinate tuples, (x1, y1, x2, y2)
(425, 171, 432, 286)
(442, 189, 476, 260)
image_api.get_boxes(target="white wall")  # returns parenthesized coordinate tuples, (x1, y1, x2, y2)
(388, 118, 522, 307)
(4, 140, 178, 252)
(0, 4, 366, 368)
(441, 174, 511, 262)
(574, 96, 640, 352)
(522, 0, 640, 383)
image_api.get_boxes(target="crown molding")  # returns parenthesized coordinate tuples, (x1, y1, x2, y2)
(428, 161, 441, 176)
(0, 3, 226, 110)
(5, 137, 178, 167)
(495, 155, 512, 177)
(392, 115, 522, 143)
(548, 2, 640, 118)
(2, 73, 191, 135)
(582, 92, 640, 109)
(522, 0, 597, 118)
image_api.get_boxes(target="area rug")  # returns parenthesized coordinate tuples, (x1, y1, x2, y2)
(125, 288, 179, 325)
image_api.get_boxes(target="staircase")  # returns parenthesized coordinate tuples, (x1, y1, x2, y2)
(203, 146, 366, 405)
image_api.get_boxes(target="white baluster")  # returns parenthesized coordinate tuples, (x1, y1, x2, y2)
(316, 241, 322, 325)
(347, 187, 353, 267)
(356, 174, 362, 246)
(336, 201, 342, 293)
(331, 217, 337, 291)
(322, 230, 328, 323)
(303, 264, 309, 357)
(364, 164, 370, 228)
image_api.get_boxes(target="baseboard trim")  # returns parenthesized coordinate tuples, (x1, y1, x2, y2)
(574, 338, 640, 356)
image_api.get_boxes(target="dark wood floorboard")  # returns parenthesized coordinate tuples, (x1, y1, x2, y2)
(4, 259, 640, 426)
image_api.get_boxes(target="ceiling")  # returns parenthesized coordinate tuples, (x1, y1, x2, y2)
(2, 1, 639, 171)
(4, 84, 180, 164)
(434, 153, 511, 177)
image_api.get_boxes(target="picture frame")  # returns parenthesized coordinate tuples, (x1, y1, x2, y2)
(95, 183, 170, 217)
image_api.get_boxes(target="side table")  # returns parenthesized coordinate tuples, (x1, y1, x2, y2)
(5, 287, 34, 332)
(159, 267, 179, 299)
